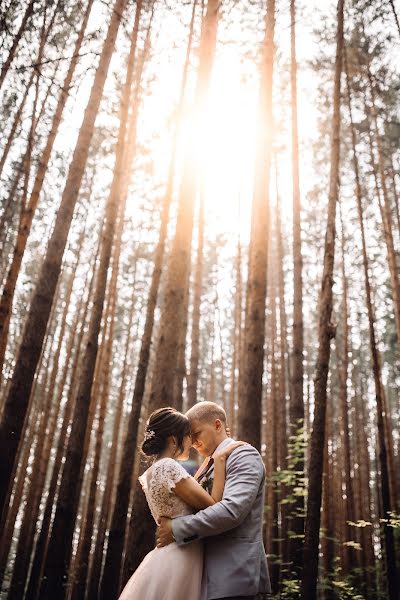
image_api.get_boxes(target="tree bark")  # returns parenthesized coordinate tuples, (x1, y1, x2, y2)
(119, 2, 220, 586)
(300, 1, 344, 597)
(85, 279, 137, 600)
(0, 0, 36, 91)
(70, 175, 127, 600)
(187, 195, 204, 409)
(24, 233, 101, 600)
(336, 202, 355, 573)
(0, 70, 34, 179)
(0, 0, 129, 522)
(36, 2, 137, 594)
(275, 188, 290, 572)
(228, 234, 242, 435)
(288, 0, 305, 575)
(0, 0, 94, 380)
(345, 52, 399, 598)
(8, 237, 85, 598)
(238, 0, 275, 449)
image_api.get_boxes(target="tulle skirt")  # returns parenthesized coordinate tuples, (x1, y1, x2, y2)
(118, 541, 204, 600)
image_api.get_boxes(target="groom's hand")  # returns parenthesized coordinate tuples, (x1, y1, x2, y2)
(156, 516, 174, 547)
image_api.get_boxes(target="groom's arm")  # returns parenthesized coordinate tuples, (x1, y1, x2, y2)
(171, 445, 265, 545)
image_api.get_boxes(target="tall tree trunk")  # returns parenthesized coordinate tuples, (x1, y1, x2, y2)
(345, 52, 399, 598)
(147, 0, 219, 413)
(238, 0, 275, 450)
(187, 194, 204, 409)
(336, 202, 355, 573)
(366, 70, 400, 350)
(0, 70, 34, 179)
(321, 400, 335, 600)
(275, 188, 289, 572)
(173, 265, 190, 411)
(0, 271, 63, 582)
(0, 0, 94, 379)
(24, 233, 101, 600)
(119, 1, 220, 589)
(37, 2, 137, 595)
(265, 269, 280, 594)
(300, 1, 344, 597)
(0, 0, 35, 90)
(217, 297, 228, 411)
(70, 185, 126, 600)
(229, 234, 242, 435)
(288, 0, 305, 575)
(8, 237, 85, 598)
(0, 0, 129, 522)
(85, 280, 137, 600)
(352, 362, 376, 595)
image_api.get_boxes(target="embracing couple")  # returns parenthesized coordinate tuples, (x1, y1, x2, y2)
(119, 401, 271, 600)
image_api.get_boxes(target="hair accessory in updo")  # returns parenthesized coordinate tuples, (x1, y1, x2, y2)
(144, 429, 155, 441)
(140, 407, 190, 459)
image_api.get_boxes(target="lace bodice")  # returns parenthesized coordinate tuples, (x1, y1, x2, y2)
(139, 458, 194, 523)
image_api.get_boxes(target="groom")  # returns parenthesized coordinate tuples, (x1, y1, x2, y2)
(157, 401, 271, 600)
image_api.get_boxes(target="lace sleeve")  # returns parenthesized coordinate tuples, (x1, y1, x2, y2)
(157, 458, 191, 493)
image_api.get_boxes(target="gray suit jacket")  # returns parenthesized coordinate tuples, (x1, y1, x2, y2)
(172, 440, 271, 599)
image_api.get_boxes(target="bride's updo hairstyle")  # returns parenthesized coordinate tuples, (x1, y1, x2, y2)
(141, 407, 190, 458)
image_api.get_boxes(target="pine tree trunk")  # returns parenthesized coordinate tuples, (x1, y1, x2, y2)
(352, 365, 376, 595)
(300, 2, 344, 597)
(238, 0, 275, 449)
(147, 0, 219, 414)
(37, 5, 136, 595)
(173, 269, 190, 411)
(8, 244, 84, 598)
(275, 191, 290, 571)
(0, 70, 34, 179)
(0, 276, 61, 556)
(0, 0, 129, 523)
(266, 273, 280, 594)
(321, 401, 335, 600)
(25, 235, 101, 600)
(217, 291, 228, 411)
(288, 0, 305, 575)
(336, 203, 355, 573)
(346, 54, 398, 598)
(0, 0, 94, 380)
(359, 45, 400, 350)
(85, 283, 137, 600)
(0, 0, 36, 90)
(229, 236, 242, 435)
(70, 191, 125, 600)
(119, 2, 220, 588)
(187, 195, 204, 409)
(0, 404, 39, 587)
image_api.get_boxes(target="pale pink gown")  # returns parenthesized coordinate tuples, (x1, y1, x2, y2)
(118, 458, 204, 600)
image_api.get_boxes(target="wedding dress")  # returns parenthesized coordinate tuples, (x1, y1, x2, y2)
(118, 458, 204, 600)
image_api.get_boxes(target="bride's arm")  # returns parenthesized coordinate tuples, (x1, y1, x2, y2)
(173, 442, 246, 510)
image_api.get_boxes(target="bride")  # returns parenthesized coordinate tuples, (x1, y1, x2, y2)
(118, 406, 243, 600)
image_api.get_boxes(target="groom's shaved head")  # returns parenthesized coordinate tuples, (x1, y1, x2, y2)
(186, 401, 227, 426)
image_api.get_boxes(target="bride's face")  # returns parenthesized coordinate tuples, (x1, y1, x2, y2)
(176, 434, 192, 461)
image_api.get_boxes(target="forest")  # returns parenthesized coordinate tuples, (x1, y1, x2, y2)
(0, 0, 399, 598)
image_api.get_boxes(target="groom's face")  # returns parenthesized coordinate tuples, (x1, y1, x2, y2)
(189, 418, 220, 457)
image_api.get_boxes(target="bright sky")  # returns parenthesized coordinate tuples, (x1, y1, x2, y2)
(55, 0, 328, 246)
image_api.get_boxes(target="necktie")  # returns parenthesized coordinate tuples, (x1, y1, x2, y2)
(195, 456, 214, 483)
